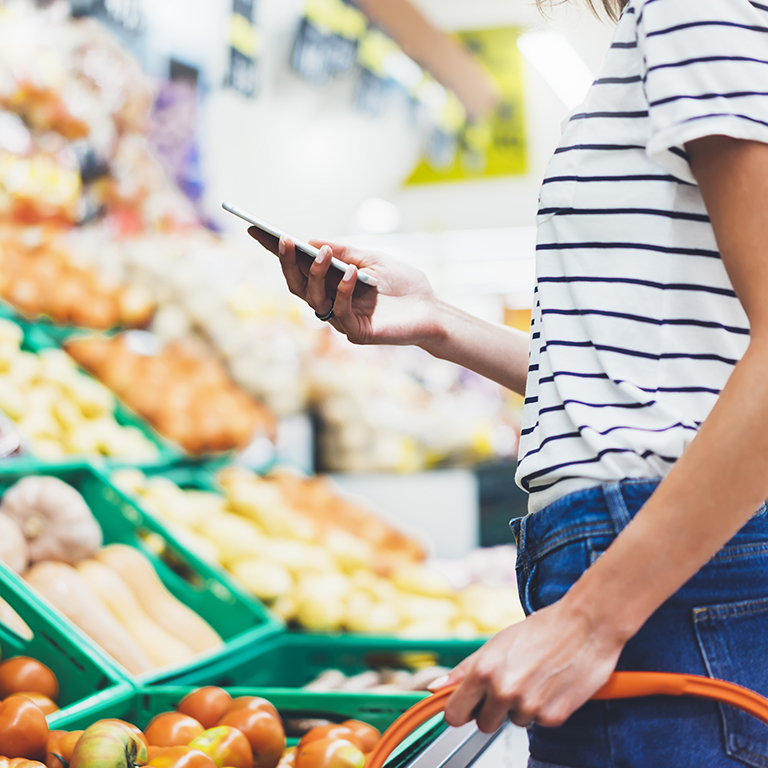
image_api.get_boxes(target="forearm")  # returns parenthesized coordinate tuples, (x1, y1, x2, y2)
(419, 298, 530, 395)
(565, 337, 768, 643)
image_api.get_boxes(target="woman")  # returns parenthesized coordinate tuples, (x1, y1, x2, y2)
(261, 0, 768, 764)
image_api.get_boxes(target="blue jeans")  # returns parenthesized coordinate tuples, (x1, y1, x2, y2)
(511, 479, 768, 768)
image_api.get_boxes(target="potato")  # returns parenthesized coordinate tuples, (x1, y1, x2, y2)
(64, 373, 114, 417)
(0, 378, 25, 420)
(230, 558, 293, 601)
(197, 512, 268, 566)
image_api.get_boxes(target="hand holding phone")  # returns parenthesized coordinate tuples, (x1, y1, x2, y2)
(222, 202, 378, 287)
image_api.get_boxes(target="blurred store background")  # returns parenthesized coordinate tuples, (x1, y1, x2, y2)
(0, 0, 614, 560)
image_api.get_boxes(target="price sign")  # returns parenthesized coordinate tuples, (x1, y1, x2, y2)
(226, 0, 260, 97)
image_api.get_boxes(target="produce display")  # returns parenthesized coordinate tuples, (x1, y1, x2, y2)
(0, 227, 155, 330)
(0, 0, 521, 473)
(113, 467, 525, 638)
(0, 476, 223, 675)
(0, 656, 59, 717)
(65, 332, 277, 455)
(0, 683, 385, 768)
(0, 318, 159, 461)
(304, 666, 450, 694)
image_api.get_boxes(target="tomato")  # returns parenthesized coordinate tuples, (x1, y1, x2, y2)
(297, 727, 359, 753)
(0, 659, 58, 702)
(45, 730, 68, 768)
(69, 721, 147, 768)
(0, 695, 49, 760)
(276, 747, 296, 768)
(177, 689, 233, 730)
(188, 726, 252, 768)
(145, 713, 204, 748)
(14, 693, 58, 717)
(99, 720, 149, 747)
(294, 739, 365, 768)
(225, 698, 278, 720)
(54, 731, 83, 764)
(146, 746, 217, 768)
(340, 722, 379, 753)
(217, 709, 285, 768)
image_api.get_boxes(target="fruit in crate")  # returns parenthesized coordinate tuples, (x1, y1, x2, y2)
(65, 333, 276, 455)
(0, 319, 158, 461)
(0, 476, 222, 675)
(0, 687, 379, 768)
(113, 468, 526, 637)
(68, 721, 147, 768)
(0, 229, 155, 329)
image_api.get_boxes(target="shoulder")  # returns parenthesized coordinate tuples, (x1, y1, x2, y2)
(633, 0, 768, 29)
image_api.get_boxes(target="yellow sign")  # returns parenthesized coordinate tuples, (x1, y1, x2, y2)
(407, 27, 526, 185)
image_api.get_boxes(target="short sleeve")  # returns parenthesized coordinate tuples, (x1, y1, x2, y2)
(638, 0, 768, 184)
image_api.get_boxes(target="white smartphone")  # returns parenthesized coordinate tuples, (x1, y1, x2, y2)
(222, 201, 378, 287)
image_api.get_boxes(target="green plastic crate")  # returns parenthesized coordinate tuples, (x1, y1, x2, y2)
(123, 467, 488, 686)
(0, 562, 134, 724)
(50, 685, 445, 766)
(0, 463, 283, 687)
(153, 627, 483, 691)
(1, 319, 180, 468)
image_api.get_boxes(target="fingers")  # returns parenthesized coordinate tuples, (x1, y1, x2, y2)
(306, 245, 335, 316)
(428, 655, 474, 693)
(331, 263, 357, 325)
(275, 236, 308, 299)
(443, 664, 489, 729)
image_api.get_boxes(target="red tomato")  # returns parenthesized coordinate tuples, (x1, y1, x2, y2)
(297, 727, 359, 753)
(99, 720, 149, 747)
(276, 747, 296, 768)
(177, 689, 233, 730)
(217, 709, 285, 768)
(0, 659, 58, 702)
(188, 726, 252, 768)
(294, 739, 365, 768)
(225, 698, 278, 720)
(54, 731, 83, 765)
(14, 693, 58, 717)
(145, 713, 204, 748)
(45, 730, 66, 768)
(0, 695, 50, 760)
(146, 746, 217, 768)
(340, 722, 379, 753)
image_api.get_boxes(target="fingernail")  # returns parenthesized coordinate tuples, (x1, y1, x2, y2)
(343, 264, 355, 282)
(316, 248, 326, 265)
(278, 238, 285, 256)
(427, 675, 450, 691)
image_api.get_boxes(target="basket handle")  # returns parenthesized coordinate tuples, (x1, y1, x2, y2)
(364, 671, 768, 768)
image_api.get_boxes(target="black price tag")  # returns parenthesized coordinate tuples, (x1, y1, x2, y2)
(226, 0, 260, 97)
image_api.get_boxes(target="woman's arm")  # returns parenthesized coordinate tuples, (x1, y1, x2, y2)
(440, 136, 768, 733)
(272, 235, 531, 395)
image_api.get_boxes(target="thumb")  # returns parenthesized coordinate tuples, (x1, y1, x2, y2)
(428, 656, 474, 692)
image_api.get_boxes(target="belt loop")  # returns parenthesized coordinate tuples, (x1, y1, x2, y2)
(603, 481, 632, 535)
(511, 515, 529, 578)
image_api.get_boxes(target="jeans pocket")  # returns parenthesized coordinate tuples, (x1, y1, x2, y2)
(694, 597, 768, 768)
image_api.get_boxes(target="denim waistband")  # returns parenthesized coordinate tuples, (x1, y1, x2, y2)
(511, 479, 662, 576)
(511, 479, 768, 578)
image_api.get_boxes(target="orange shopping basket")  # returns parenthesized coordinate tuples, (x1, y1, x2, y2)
(365, 671, 768, 768)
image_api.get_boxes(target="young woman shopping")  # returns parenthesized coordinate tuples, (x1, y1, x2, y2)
(260, 0, 768, 764)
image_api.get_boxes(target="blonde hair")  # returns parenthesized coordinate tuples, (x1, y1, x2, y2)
(537, 0, 629, 22)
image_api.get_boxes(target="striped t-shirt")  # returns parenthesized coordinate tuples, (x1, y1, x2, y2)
(516, 0, 768, 513)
